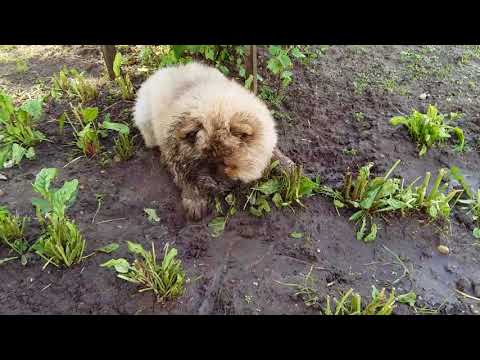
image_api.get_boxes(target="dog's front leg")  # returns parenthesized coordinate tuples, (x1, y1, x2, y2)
(181, 183, 209, 221)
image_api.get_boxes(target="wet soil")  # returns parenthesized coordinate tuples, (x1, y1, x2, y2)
(1, 45, 479, 314)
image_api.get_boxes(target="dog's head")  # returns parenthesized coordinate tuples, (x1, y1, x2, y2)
(174, 109, 275, 184)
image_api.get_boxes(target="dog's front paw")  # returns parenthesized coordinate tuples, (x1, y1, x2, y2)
(182, 195, 209, 221)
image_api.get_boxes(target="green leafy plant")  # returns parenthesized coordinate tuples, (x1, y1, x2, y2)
(101, 241, 185, 302)
(450, 166, 480, 239)
(319, 160, 461, 242)
(113, 52, 134, 100)
(275, 265, 320, 307)
(323, 286, 396, 315)
(31, 168, 79, 220)
(354, 112, 365, 122)
(0, 91, 45, 168)
(400, 48, 452, 80)
(51, 67, 97, 103)
(390, 105, 464, 156)
(208, 192, 237, 238)
(266, 45, 299, 90)
(30, 168, 86, 268)
(277, 266, 413, 314)
(0, 206, 29, 264)
(68, 106, 129, 158)
(76, 123, 102, 157)
(114, 133, 135, 161)
(144, 208, 160, 223)
(245, 161, 320, 218)
(32, 214, 86, 268)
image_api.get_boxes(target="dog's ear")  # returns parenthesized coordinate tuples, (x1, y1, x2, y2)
(230, 112, 258, 141)
(176, 113, 201, 143)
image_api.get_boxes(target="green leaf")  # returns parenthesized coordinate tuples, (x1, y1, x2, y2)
(249, 206, 263, 217)
(334, 199, 345, 208)
(272, 192, 283, 208)
(239, 67, 246, 78)
(359, 186, 382, 210)
(144, 208, 160, 223)
(419, 145, 427, 156)
(396, 291, 417, 307)
(209, 216, 226, 237)
(349, 210, 365, 222)
(33, 168, 58, 198)
(256, 179, 281, 195)
(291, 47, 306, 59)
(25, 147, 36, 160)
(473, 228, 480, 239)
(245, 74, 253, 90)
(290, 232, 304, 239)
(298, 176, 319, 197)
(453, 127, 464, 151)
(52, 179, 79, 214)
(81, 107, 98, 124)
(449, 166, 473, 198)
(20, 98, 43, 120)
(11, 143, 26, 165)
(113, 52, 123, 78)
(95, 243, 120, 254)
(101, 258, 131, 273)
(0, 91, 15, 121)
(267, 58, 282, 75)
(363, 223, 377, 242)
(161, 244, 178, 270)
(102, 120, 130, 134)
(278, 54, 292, 68)
(172, 45, 188, 59)
(31, 198, 52, 214)
(268, 46, 282, 57)
(225, 193, 235, 206)
(389, 116, 408, 126)
(356, 216, 367, 241)
(127, 241, 146, 256)
(257, 196, 271, 213)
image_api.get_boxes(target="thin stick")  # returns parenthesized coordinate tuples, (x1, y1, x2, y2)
(64, 155, 84, 168)
(96, 217, 126, 224)
(40, 283, 52, 292)
(455, 289, 480, 302)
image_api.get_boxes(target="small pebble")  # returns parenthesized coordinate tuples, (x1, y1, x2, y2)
(0, 173, 7, 181)
(0, 189, 5, 197)
(253, 281, 258, 287)
(419, 93, 429, 100)
(437, 245, 450, 255)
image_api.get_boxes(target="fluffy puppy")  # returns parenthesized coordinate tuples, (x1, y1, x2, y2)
(134, 62, 278, 220)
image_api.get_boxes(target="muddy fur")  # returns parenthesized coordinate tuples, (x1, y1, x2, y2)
(134, 62, 278, 220)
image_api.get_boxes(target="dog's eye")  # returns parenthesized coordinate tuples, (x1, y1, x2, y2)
(231, 122, 254, 141)
(185, 129, 199, 144)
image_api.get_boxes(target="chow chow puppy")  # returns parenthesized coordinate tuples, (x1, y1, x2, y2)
(134, 62, 291, 220)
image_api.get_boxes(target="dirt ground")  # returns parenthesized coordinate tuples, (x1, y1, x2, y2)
(1, 45, 479, 315)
